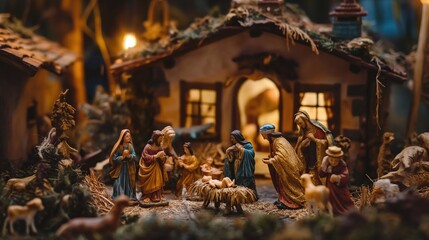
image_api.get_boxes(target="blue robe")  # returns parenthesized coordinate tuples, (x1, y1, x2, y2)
(224, 142, 257, 194)
(112, 144, 137, 199)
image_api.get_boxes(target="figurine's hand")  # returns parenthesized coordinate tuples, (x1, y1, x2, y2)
(302, 138, 311, 148)
(329, 174, 340, 184)
(226, 146, 235, 153)
(123, 149, 130, 158)
(262, 158, 275, 164)
(156, 151, 166, 159)
(235, 143, 244, 151)
(306, 133, 316, 141)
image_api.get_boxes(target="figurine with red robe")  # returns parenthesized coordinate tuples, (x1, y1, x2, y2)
(319, 146, 356, 215)
(138, 130, 168, 203)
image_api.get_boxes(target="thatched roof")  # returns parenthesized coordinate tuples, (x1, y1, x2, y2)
(0, 14, 77, 76)
(111, 4, 407, 82)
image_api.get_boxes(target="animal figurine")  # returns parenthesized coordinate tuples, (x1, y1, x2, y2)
(377, 132, 395, 177)
(3, 175, 36, 194)
(380, 132, 429, 189)
(2, 198, 44, 236)
(300, 173, 333, 216)
(56, 195, 130, 239)
(418, 132, 429, 150)
(370, 179, 400, 204)
(390, 146, 428, 172)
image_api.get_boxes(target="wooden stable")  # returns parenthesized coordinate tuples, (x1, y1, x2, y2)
(0, 14, 77, 167)
(111, 2, 408, 178)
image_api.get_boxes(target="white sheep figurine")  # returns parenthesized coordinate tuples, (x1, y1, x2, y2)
(300, 173, 333, 216)
(2, 198, 45, 236)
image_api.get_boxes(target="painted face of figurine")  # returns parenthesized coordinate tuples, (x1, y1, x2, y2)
(328, 156, 341, 167)
(156, 135, 163, 146)
(206, 157, 213, 165)
(230, 135, 237, 144)
(295, 116, 306, 129)
(123, 132, 131, 144)
(261, 133, 268, 140)
(184, 146, 190, 155)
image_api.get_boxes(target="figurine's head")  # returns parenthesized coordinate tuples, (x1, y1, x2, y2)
(300, 173, 313, 186)
(114, 195, 131, 209)
(123, 132, 131, 144)
(206, 157, 214, 165)
(326, 146, 343, 166)
(418, 133, 429, 151)
(260, 124, 275, 139)
(149, 130, 163, 146)
(294, 111, 311, 129)
(382, 132, 395, 144)
(230, 134, 237, 144)
(26, 198, 44, 211)
(183, 142, 193, 155)
(230, 130, 249, 145)
(118, 129, 132, 145)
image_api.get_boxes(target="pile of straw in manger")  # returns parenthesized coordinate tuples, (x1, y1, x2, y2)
(188, 179, 257, 207)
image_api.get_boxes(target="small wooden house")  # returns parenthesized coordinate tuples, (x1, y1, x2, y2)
(0, 14, 77, 167)
(111, 1, 408, 176)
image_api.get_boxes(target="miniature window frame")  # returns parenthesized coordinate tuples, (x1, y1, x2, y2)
(293, 83, 341, 136)
(180, 81, 222, 141)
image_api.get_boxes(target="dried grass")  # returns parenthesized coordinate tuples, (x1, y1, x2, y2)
(228, 6, 319, 55)
(418, 186, 429, 199)
(188, 180, 257, 206)
(278, 23, 318, 54)
(357, 185, 372, 209)
(83, 170, 114, 215)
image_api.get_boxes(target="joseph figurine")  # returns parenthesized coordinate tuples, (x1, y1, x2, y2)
(138, 130, 168, 203)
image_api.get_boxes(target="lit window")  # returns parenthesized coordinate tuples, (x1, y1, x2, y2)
(298, 92, 328, 128)
(294, 83, 340, 135)
(181, 81, 222, 139)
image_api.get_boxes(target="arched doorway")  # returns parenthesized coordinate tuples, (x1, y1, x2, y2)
(233, 77, 282, 152)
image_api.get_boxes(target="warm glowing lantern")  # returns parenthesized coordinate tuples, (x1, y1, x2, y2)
(123, 33, 136, 49)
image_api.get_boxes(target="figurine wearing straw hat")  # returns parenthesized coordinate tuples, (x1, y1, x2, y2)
(319, 146, 356, 215)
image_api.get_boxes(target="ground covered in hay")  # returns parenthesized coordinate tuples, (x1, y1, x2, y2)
(119, 178, 314, 222)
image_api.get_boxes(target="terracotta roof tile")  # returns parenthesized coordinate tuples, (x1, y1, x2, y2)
(22, 57, 43, 68)
(0, 15, 77, 75)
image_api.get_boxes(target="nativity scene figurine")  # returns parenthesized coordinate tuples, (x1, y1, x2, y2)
(138, 130, 169, 206)
(319, 146, 356, 215)
(294, 111, 334, 185)
(200, 157, 222, 178)
(109, 129, 138, 199)
(259, 124, 306, 209)
(224, 130, 257, 196)
(176, 142, 200, 196)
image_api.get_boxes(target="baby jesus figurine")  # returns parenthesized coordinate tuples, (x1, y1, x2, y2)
(202, 176, 235, 188)
(200, 157, 222, 178)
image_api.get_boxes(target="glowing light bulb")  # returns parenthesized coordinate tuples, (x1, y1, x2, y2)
(123, 33, 136, 49)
